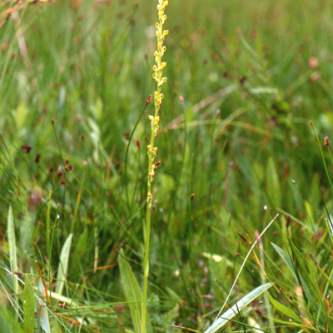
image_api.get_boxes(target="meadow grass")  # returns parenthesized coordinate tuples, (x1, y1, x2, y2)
(0, 0, 333, 332)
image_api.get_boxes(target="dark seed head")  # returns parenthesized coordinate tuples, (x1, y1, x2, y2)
(324, 136, 329, 147)
(34, 153, 40, 163)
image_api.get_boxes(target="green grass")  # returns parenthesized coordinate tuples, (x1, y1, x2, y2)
(1, 0, 333, 332)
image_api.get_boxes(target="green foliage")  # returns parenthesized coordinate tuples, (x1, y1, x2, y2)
(118, 249, 144, 333)
(23, 276, 35, 333)
(204, 283, 273, 333)
(55, 233, 73, 296)
(7, 207, 18, 297)
(0, 0, 333, 332)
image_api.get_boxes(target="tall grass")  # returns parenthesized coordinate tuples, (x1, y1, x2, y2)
(0, 0, 333, 332)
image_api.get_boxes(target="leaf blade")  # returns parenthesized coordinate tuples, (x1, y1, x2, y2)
(204, 283, 273, 333)
(7, 206, 18, 296)
(267, 292, 301, 323)
(23, 276, 35, 333)
(55, 233, 73, 296)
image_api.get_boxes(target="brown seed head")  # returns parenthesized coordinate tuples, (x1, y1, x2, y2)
(146, 94, 152, 105)
(34, 153, 40, 163)
(22, 145, 32, 154)
(324, 136, 329, 147)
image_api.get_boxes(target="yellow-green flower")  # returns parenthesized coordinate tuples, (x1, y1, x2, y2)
(146, 0, 169, 199)
(142, 2, 169, 332)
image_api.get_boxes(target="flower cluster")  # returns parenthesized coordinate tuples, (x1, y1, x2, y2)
(152, 0, 169, 105)
(146, 0, 168, 201)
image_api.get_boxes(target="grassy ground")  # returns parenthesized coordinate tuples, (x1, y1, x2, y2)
(1, 0, 333, 332)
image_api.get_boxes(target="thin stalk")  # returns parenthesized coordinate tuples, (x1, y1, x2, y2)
(211, 214, 278, 328)
(259, 238, 276, 333)
(327, 145, 333, 167)
(124, 101, 150, 212)
(310, 122, 333, 193)
(142, 1, 169, 332)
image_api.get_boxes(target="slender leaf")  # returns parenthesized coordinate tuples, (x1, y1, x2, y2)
(267, 292, 301, 323)
(7, 206, 18, 296)
(55, 233, 73, 296)
(204, 283, 273, 333)
(118, 249, 142, 333)
(39, 279, 51, 333)
(23, 276, 35, 333)
(118, 249, 152, 333)
(161, 304, 179, 333)
(0, 306, 24, 333)
(266, 157, 281, 208)
(40, 307, 51, 333)
(271, 243, 297, 281)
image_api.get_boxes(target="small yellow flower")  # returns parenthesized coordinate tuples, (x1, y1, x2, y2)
(142, 2, 169, 332)
(146, 0, 168, 198)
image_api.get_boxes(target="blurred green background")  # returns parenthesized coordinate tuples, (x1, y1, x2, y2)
(1, 0, 333, 331)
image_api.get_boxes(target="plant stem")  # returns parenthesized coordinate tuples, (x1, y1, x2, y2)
(142, 1, 169, 332)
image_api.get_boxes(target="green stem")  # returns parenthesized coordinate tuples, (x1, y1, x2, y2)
(142, 192, 152, 333)
(142, 104, 157, 333)
(142, 2, 168, 331)
(259, 240, 276, 333)
(310, 122, 333, 193)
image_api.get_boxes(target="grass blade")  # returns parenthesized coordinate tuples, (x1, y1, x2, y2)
(271, 242, 297, 281)
(7, 206, 18, 296)
(39, 278, 51, 333)
(212, 215, 278, 323)
(118, 249, 152, 333)
(55, 233, 73, 296)
(267, 292, 301, 323)
(23, 276, 35, 333)
(118, 249, 142, 333)
(204, 283, 273, 333)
